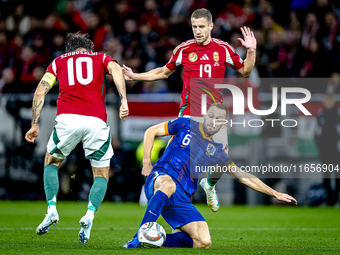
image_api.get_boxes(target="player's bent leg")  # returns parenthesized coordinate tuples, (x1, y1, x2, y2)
(80, 118, 113, 244)
(180, 221, 211, 249)
(154, 174, 176, 197)
(137, 174, 175, 232)
(43, 152, 64, 207)
(91, 165, 110, 179)
(36, 152, 64, 236)
(162, 221, 209, 248)
(79, 160, 110, 244)
(162, 231, 194, 248)
(44, 152, 64, 167)
(124, 173, 175, 248)
(89, 162, 110, 213)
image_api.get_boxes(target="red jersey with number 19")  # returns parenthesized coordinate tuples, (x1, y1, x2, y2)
(46, 50, 116, 122)
(166, 38, 244, 117)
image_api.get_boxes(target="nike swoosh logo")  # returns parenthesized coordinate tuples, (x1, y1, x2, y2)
(149, 210, 158, 216)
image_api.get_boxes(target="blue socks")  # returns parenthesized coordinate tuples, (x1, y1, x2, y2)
(134, 190, 168, 237)
(163, 232, 194, 248)
(134, 189, 194, 248)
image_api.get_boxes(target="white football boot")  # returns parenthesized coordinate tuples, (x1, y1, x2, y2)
(200, 178, 219, 212)
(79, 215, 93, 244)
(36, 211, 59, 235)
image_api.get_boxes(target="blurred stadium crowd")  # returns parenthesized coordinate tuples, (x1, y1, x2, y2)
(0, 0, 340, 95)
(0, 0, 340, 204)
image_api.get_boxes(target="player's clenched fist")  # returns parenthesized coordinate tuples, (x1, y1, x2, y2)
(142, 162, 153, 177)
(120, 101, 129, 121)
(25, 126, 40, 143)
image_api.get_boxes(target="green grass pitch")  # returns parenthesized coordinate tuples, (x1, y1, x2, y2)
(0, 201, 339, 254)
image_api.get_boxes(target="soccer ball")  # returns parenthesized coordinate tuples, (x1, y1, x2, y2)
(137, 222, 166, 248)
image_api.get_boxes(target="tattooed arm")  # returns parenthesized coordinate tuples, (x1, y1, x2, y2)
(31, 80, 50, 125)
(25, 78, 52, 143)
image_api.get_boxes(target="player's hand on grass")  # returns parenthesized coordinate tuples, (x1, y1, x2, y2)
(142, 161, 153, 177)
(25, 126, 40, 143)
(122, 65, 135, 81)
(274, 192, 297, 205)
(238, 26, 256, 50)
(120, 101, 129, 121)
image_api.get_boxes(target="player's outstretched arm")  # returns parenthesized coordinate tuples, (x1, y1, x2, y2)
(25, 73, 54, 143)
(142, 122, 168, 177)
(237, 26, 256, 77)
(122, 65, 175, 82)
(108, 61, 129, 121)
(228, 166, 297, 205)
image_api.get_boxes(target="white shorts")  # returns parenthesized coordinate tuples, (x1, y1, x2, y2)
(47, 114, 113, 167)
(181, 115, 229, 154)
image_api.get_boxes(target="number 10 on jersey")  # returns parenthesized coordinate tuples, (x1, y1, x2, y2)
(67, 57, 93, 85)
(200, 64, 211, 78)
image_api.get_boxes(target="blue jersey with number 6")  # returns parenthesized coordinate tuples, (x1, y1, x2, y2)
(152, 118, 233, 199)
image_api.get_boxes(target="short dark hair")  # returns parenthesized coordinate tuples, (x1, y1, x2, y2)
(65, 32, 94, 52)
(208, 103, 229, 118)
(191, 8, 213, 24)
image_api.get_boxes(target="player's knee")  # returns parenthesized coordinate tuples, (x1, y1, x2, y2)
(92, 166, 109, 180)
(44, 152, 63, 167)
(160, 180, 176, 196)
(196, 237, 211, 249)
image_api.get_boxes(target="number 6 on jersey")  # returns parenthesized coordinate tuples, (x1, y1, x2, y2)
(182, 134, 192, 146)
(67, 57, 93, 85)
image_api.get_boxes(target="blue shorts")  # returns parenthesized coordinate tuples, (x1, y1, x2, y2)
(145, 169, 205, 230)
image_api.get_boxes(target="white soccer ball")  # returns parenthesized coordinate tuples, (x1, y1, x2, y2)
(137, 222, 166, 247)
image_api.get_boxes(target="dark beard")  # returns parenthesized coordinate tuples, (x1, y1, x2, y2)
(202, 120, 220, 137)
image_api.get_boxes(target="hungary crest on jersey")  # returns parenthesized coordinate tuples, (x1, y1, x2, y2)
(213, 52, 219, 66)
(189, 52, 198, 62)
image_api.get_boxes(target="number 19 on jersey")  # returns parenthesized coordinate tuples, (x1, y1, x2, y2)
(200, 64, 211, 78)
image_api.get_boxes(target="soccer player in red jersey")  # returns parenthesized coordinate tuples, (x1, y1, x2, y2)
(123, 8, 256, 117)
(25, 32, 129, 243)
(123, 8, 256, 212)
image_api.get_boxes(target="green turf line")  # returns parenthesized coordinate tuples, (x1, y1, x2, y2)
(0, 201, 339, 254)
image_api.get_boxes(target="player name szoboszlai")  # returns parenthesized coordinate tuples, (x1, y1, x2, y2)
(60, 50, 98, 58)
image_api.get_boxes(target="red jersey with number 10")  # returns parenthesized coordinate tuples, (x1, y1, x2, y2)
(166, 38, 244, 116)
(46, 50, 116, 122)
